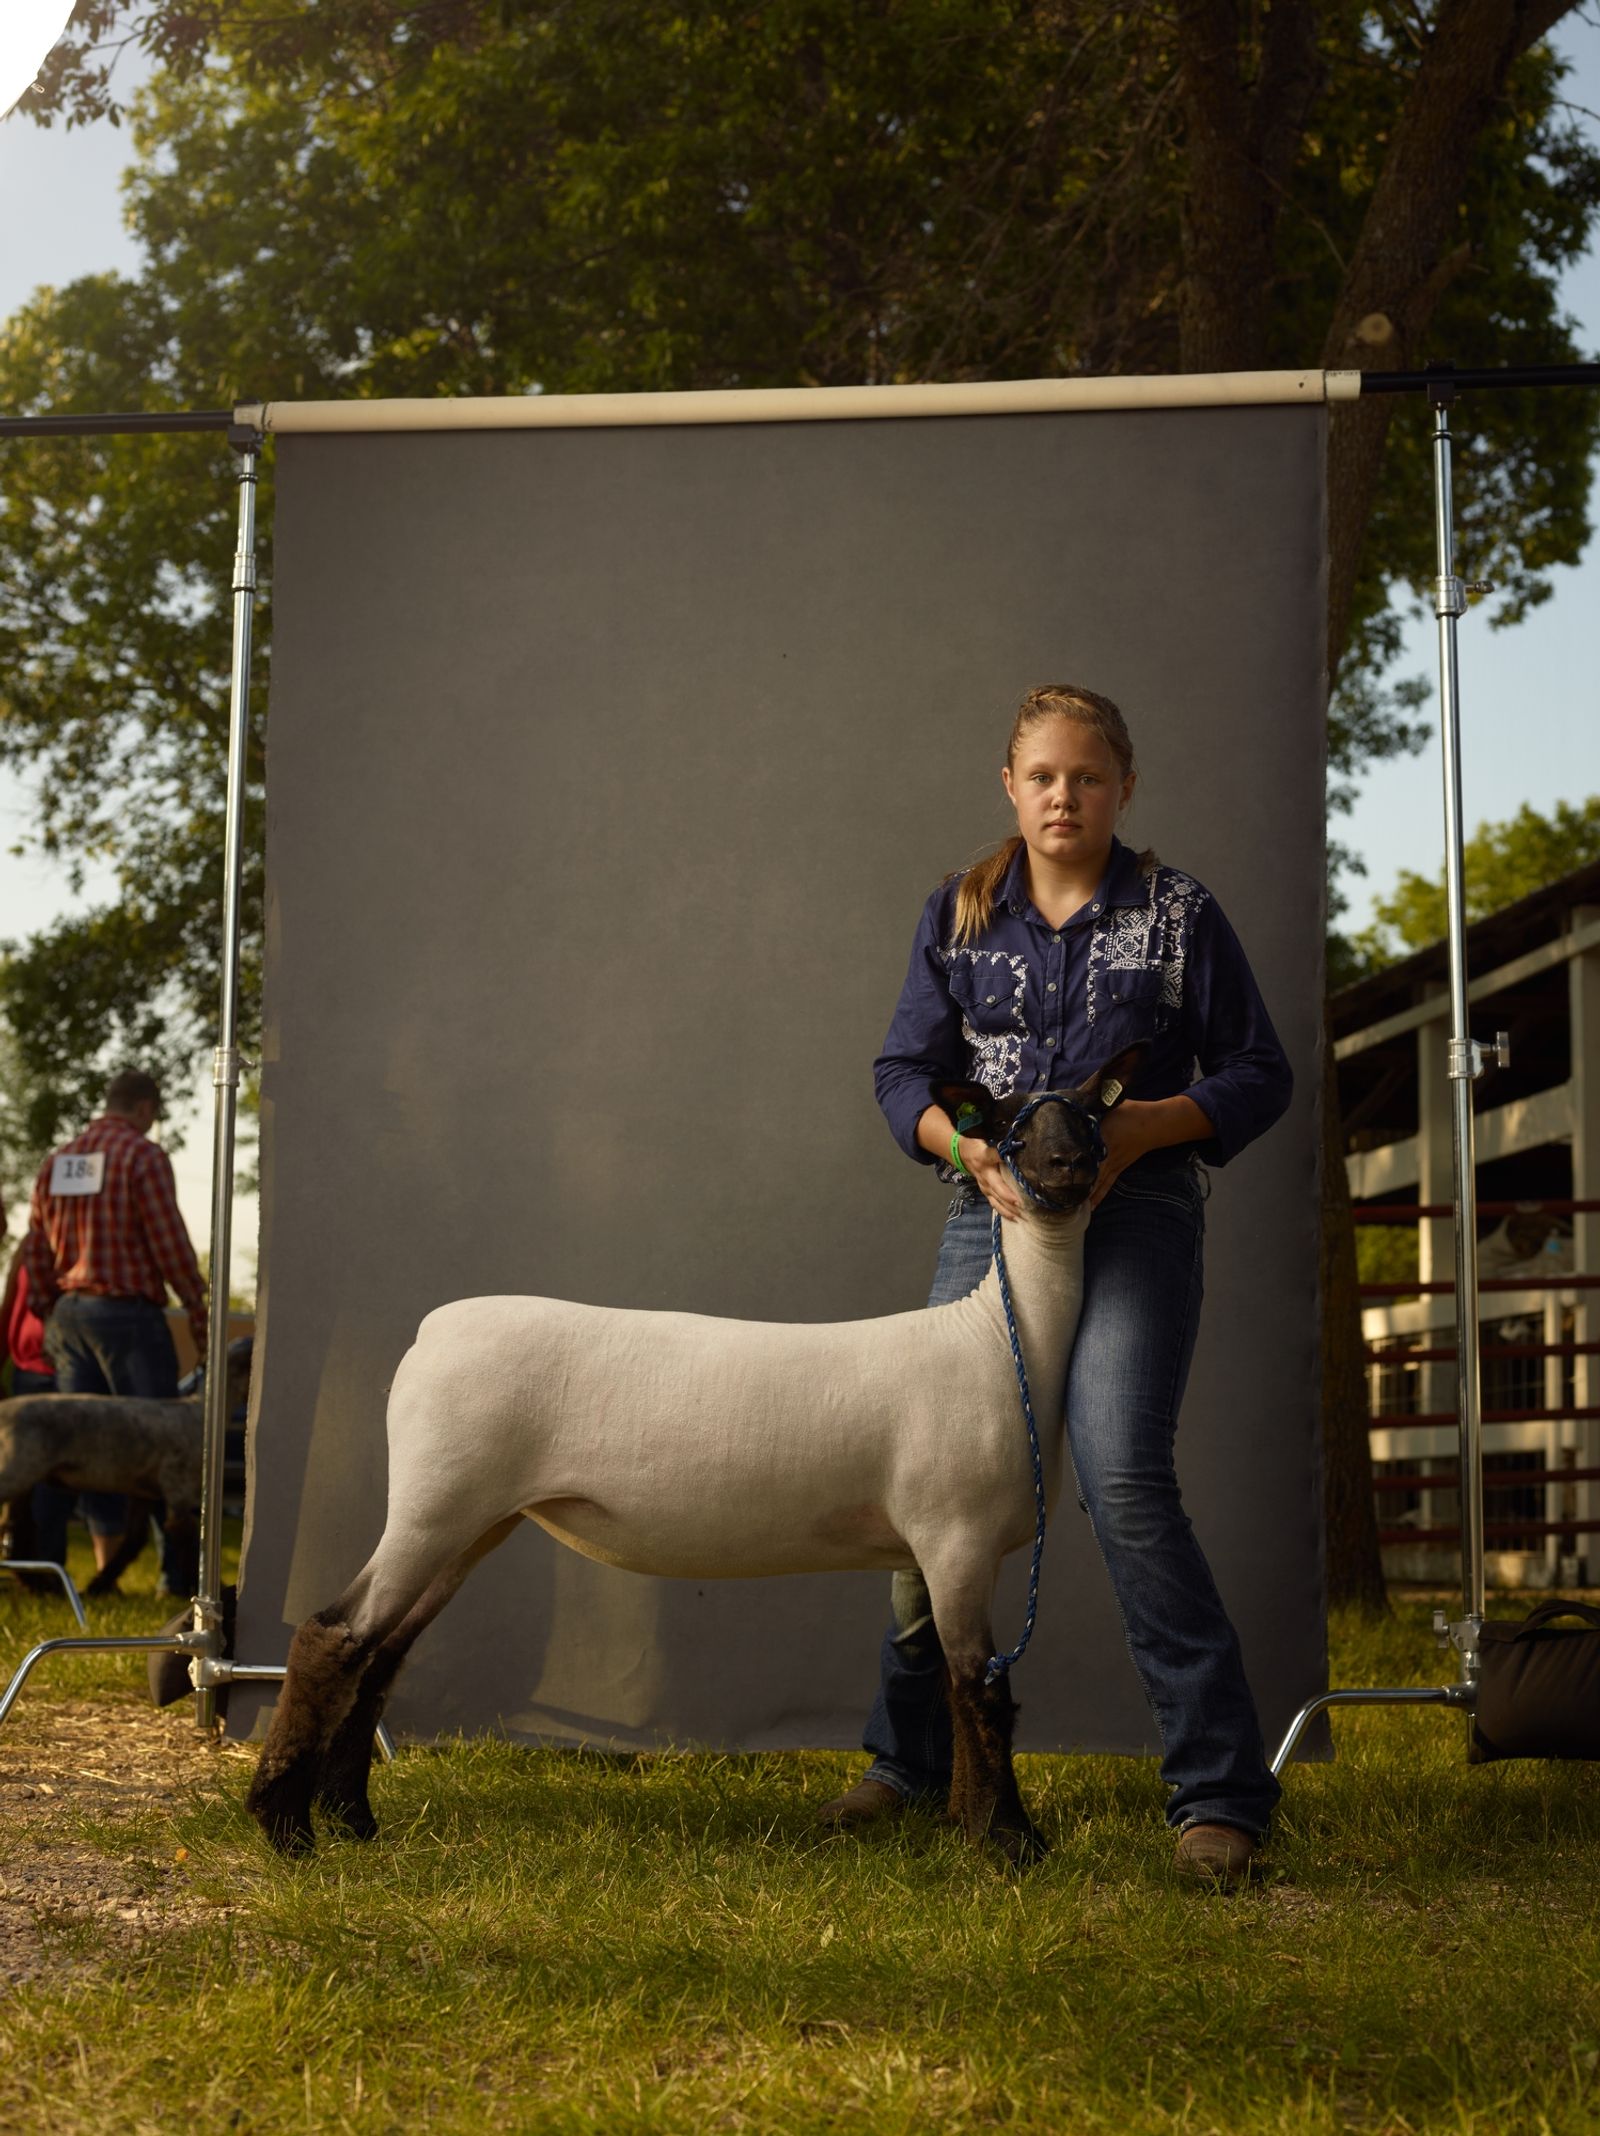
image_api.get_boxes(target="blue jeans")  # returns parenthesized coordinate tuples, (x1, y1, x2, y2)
(35, 1294, 181, 1577)
(862, 1156, 1280, 1838)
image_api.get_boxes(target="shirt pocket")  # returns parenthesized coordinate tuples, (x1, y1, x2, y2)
(948, 957, 1024, 1035)
(1104, 966, 1163, 1039)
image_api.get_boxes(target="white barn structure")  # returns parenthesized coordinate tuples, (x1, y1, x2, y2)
(1333, 860, 1600, 1587)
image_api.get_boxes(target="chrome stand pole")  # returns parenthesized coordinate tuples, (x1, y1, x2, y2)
(190, 425, 261, 1730)
(180, 424, 392, 1746)
(1430, 391, 1496, 1697)
(1274, 375, 1495, 1775)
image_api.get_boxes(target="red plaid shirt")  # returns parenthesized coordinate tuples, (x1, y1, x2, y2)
(23, 1114, 208, 1353)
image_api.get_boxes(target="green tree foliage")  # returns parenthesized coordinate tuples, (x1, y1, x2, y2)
(1353, 1222, 1420, 1289)
(1347, 794, 1600, 970)
(0, 1018, 51, 1216)
(2, 1, 1597, 1131)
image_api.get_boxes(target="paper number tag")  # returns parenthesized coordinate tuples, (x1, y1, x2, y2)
(50, 1152, 106, 1197)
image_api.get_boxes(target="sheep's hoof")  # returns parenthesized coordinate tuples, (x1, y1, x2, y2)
(246, 1768, 317, 1857)
(255, 1806, 316, 1858)
(999, 1819, 1046, 1871)
(318, 1793, 379, 1842)
(987, 1816, 1050, 1870)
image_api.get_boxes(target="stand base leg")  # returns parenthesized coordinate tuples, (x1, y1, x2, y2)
(1, 1560, 89, 1628)
(0, 1635, 197, 1729)
(1271, 1682, 1475, 1776)
(0, 1641, 399, 1768)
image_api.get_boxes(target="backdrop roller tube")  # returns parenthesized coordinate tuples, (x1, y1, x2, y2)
(249, 369, 1346, 435)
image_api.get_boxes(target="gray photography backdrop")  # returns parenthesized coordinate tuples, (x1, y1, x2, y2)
(231, 398, 1328, 1761)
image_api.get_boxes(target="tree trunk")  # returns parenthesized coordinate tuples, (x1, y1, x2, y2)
(1173, 0, 1322, 372)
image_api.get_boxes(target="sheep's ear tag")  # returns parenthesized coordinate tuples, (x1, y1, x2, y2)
(1098, 1077, 1124, 1109)
(955, 1104, 983, 1133)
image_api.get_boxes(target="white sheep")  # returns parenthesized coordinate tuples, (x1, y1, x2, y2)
(247, 1058, 1136, 1862)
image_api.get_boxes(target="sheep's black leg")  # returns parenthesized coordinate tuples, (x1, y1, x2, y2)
(313, 1645, 400, 1841)
(947, 1666, 1046, 1867)
(161, 1511, 200, 1600)
(943, 1662, 971, 1826)
(920, 1551, 1046, 1869)
(247, 1606, 377, 1856)
(315, 1515, 521, 1841)
(1, 1494, 56, 1591)
(84, 1500, 158, 1597)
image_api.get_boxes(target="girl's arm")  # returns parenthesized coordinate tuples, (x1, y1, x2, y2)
(1178, 895, 1295, 1166)
(874, 891, 967, 1165)
(912, 1101, 1024, 1220)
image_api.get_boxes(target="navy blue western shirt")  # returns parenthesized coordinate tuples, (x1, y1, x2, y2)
(874, 837, 1292, 1175)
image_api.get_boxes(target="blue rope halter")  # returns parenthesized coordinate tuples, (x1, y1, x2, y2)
(983, 1090, 1105, 1685)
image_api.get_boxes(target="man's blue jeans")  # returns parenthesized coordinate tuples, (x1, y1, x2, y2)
(862, 1157, 1281, 1838)
(35, 1293, 182, 1583)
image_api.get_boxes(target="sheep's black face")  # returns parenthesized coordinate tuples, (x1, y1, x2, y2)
(934, 1049, 1143, 1216)
(993, 1096, 1103, 1214)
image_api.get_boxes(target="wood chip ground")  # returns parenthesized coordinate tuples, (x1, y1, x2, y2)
(0, 1695, 250, 1989)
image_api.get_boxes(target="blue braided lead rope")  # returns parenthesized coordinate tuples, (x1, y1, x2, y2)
(984, 1205, 1048, 1684)
(982, 1091, 1106, 1685)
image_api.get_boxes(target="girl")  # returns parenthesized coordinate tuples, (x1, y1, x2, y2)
(822, 683, 1293, 1886)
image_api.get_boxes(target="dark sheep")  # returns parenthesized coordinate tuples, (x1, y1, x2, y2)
(0, 1337, 252, 1597)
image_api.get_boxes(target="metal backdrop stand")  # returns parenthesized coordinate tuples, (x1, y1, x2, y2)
(1, 363, 1595, 1765)
(189, 420, 260, 1729)
(0, 408, 392, 1757)
(1271, 370, 1505, 1772)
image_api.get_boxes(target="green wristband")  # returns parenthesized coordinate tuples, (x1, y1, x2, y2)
(950, 1130, 970, 1178)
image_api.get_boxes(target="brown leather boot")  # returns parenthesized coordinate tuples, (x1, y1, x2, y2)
(1173, 1821, 1257, 1889)
(816, 1777, 907, 1829)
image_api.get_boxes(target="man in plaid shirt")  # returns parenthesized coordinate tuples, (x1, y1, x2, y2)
(23, 1067, 208, 1578)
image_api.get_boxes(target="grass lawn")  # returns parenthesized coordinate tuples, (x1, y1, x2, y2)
(2, 1545, 1598, 2134)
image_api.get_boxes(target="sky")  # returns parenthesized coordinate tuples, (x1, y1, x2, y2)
(1, 17, 1599, 1274)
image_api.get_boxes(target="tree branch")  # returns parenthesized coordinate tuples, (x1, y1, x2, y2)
(1321, 0, 1588, 671)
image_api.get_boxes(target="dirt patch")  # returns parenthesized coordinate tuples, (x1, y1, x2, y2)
(0, 1695, 254, 1988)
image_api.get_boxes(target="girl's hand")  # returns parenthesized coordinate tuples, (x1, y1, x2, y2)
(1090, 1095, 1210, 1207)
(1090, 1103, 1156, 1207)
(961, 1138, 1024, 1221)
